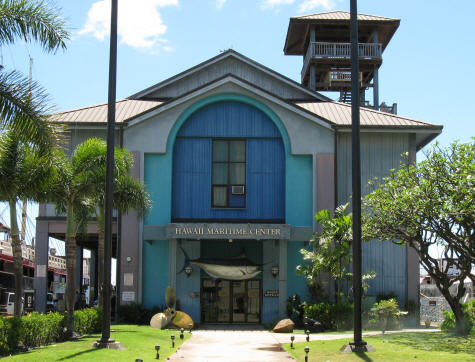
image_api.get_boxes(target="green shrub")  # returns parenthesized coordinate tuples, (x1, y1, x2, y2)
(0, 317, 18, 355)
(370, 298, 405, 333)
(74, 308, 102, 335)
(117, 302, 164, 325)
(0, 308, 102, 356)
(286, 295, 305, 328)
(441, 300, 474, 334)
(304, 302, 353, 331)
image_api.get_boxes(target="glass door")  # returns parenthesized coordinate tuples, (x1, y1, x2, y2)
(201, 278, 261, 323)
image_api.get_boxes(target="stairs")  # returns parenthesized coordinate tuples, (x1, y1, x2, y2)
(339, 90, 351, 104)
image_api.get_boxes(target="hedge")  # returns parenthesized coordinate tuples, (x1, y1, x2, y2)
(0, 308, 102, 356)
(304, 302, 354, 331)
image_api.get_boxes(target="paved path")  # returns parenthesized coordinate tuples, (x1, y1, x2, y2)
(169, 330, 293, 361)
(169, 327, 441, 361)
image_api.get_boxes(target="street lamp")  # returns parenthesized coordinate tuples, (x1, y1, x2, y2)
(304, 346, 310, 362)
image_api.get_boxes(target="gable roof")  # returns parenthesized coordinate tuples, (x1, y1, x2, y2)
(292, 11, 398, 22)
(51, 99, 162, 124)
(128, 49, 329, 102)
(296, 101, 440, 128)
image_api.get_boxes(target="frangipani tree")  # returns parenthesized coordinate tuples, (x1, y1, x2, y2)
(73, 138, 150, 308)
(363, 140, 475, 335)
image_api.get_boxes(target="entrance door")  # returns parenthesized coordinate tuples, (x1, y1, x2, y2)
(200, 278, 261, 323)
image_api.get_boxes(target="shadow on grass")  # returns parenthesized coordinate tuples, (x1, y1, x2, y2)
(382, 332, 474, 355)
(58, 348, 98, 360)
(354, 352, 374, 362)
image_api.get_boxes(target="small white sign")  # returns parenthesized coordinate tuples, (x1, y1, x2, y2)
(122, 291, 135, 302)
(124, 273, 134, 286)
(37, 264, 47, 278)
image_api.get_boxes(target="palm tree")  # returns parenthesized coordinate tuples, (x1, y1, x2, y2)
(0, 128, 55, 316)
(0, 0, 69, 145)
(49, 149, 93, 337)
(73, 138, 150, 308)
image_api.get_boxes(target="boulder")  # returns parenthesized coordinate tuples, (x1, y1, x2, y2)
(171, 310, 194, 330)
(150, 312, 171, 329)
(273, 318, 295, 333)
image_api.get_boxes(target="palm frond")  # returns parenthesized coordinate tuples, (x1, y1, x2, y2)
(0, 0, 69, 52)
(0, 70, 61, 148)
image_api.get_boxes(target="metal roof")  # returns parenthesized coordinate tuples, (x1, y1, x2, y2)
(295, 101, 440, 128)
(292, 11, 398, 22)
(51, 99, 162, 124)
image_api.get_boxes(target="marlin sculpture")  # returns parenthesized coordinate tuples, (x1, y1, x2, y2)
(179, 247, 262, 280)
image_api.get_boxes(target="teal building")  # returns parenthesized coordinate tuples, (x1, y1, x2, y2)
(35, 11, 441, 324)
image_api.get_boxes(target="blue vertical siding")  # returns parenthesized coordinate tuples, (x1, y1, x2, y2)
(337, 133, 409, 304)
(172, 101, 285, 221)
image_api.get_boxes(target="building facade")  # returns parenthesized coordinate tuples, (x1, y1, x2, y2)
(35, 12, 442, 324)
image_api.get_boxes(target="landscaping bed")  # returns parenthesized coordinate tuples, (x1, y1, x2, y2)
(2, 324, 190, 361)
(283, 331, 475, 361)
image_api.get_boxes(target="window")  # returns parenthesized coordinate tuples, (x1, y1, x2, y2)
(212, 139, 246, 207)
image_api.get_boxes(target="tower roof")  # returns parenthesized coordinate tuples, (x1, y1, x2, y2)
(284, 10, 400, 55)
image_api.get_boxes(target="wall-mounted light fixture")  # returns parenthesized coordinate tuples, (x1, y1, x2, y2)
(126, 256, 133, 263)
(228, 239, 233, 243)
(271, 266, 279, 278)
(185, 265, 193, 277)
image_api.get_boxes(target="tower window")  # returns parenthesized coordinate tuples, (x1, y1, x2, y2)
(212, 139, 246, 208)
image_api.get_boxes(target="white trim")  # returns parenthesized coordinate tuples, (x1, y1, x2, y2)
(337, 128, 442, 134)
(127, 76, 333, 130)
(130, 51, 326, 101)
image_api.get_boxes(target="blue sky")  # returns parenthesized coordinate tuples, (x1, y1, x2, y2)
(1, 0, 472, 266)
(2, 0, 474, 151)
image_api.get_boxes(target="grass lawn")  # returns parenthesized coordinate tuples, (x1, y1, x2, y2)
(2, 324, 190, 361)
(283, 331, 475, 361)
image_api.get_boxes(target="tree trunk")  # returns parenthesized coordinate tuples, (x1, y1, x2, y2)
(9, 199, 23, 317)
(97, 228, 104, 309)
(65, 205, 77, 337)
(453, 303, 466, 335)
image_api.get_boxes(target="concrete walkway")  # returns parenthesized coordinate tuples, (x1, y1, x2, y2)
(169, 329, 293, 361)
(169, 327, 441, 361)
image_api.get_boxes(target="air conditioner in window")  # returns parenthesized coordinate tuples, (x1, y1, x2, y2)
(231, 185, 245, 195)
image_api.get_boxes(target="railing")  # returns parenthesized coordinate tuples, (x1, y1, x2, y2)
(302, 42, 382, 81)
(0, 240, 66, 270)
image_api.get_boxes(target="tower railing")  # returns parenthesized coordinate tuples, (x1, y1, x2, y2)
(302, 42, 382, 81)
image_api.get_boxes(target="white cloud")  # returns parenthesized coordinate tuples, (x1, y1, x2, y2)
(79, 0, 178, 50)
(217, 0, 226, 9)
(261, 0, 295, 9)
(298, 0, 336, 12)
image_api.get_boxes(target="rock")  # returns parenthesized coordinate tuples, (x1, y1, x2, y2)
(171, 310, 194, 329)
(273, 318, 294, 333)
(150, 312, 171, 329)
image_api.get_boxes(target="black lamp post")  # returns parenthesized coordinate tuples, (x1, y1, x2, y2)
(304, 346, 310, 362)
(180, 328, 184, 340)
(188, 323, 193, 333)
(305, 330, 310, 342)
(171, 334, 175, 348)
(155, 344, 160, 359)
(290, 335, 295, 348)
(96, 0, 118, 348)
(348, 0, 368, 353)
